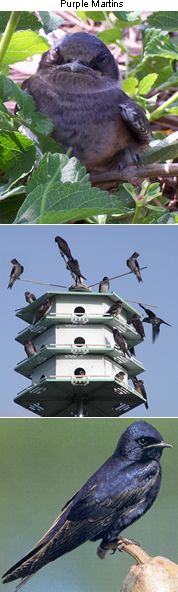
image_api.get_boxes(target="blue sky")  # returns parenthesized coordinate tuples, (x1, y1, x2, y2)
(1, 224, 177, 417)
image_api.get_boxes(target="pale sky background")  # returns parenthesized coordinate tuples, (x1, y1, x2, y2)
(0, 224, 177, 417)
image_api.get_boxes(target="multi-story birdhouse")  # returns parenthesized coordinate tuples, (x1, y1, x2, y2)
(14, 290, 146, 417)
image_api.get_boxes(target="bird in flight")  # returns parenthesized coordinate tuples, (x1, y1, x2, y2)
(2, 422, 172, 590)
(139, 303, 171, 342)
(8, 259, 24, 289)
(127, 253, 143, 283)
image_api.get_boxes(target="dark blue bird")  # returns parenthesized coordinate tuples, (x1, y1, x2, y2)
(2, 421, 172, 590)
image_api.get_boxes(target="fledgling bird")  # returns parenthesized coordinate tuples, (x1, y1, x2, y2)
(99, 277, 110, 293)
(113, 328, 131, 357)
(139, 303, 172, 343)
(104, 300, 123, 317)
(24, 291, 36, 304)
(127, 252, 143, 283)
(8, 259, 24, 289)
(33, 298, 52, 324)
(66, 258, 87, 285)
(55, 236, 73, 261)
(132, 376, 148, 410)
(21, 32, 150, 178)
(115, 371, 125, 382)
(130, 314, 145, 338)
(2, 422, 172, 589)
(24, 340, 36, 358)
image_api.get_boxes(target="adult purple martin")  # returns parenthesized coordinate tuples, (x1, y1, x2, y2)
(130, 314, 145, 338)
(25, 291, 36, 304)
(139, 303, 171, 343)
(113, 328, 131, 357)
(66, 258, 87, 284)
(21, 33, 150, 178)
(132, 376, 148, 409)
(127, 252, 143, 283)
(2, 422, 172, 589)
(104, 300, 123, 317)
(33, 298, 52, 324)
(24, 340, 36, 358)
(99, 277, 110, 293)
(129, 345, 136, 357)
(8, 259, 24, 289)
(55, 236, 73, 261)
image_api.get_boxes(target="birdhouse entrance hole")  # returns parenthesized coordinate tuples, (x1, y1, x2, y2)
(74, 337, 86, 346)
(74, 306, 85, 316)
(74, 368, 86, 376)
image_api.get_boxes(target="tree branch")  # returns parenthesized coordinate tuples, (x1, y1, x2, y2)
(90, 164, 178, 186)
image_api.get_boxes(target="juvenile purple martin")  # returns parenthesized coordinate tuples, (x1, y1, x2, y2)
(66, 258, 87, 284)
(132, 376, 148, 410)
(24, 340, 36, 358)
(114, 371, 125, 382)
(99, 277, 110, 293)
(139, 303, 171, 342)
(2, 422, 171, 589)
(21, 32, 150, 177)
(25, 291, 36, 304)
(8, 259, 24, 289)
(104, 300, 122, 317)
(113, 328, 131, 357)
(33, 298, 52, 324)
(127, 252, 143, 283)
(130, 314, 145, 338)
(55, 236, 73, 261)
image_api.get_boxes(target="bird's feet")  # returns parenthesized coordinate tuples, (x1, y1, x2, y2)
(97, 537, 140, 559)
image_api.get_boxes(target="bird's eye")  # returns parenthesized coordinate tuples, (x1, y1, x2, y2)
(138, 437, 147, 446)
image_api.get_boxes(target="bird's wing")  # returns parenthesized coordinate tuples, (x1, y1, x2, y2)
(118, 93, 151, 144)
(10, 265, 16, 279)
(2, 459, 159, 586)
(139, 304, 155, 319)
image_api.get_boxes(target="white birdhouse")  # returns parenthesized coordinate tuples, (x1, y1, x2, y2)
(14, 290, 146, 417)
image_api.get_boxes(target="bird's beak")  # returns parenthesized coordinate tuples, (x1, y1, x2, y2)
(146, 441, 173, 449)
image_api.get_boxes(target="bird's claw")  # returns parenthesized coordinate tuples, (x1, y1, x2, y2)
(117, 537, 141, 552)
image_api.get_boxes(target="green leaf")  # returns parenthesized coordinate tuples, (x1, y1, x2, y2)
(0, 131, 36, 180)
(144, 30, 178, 61)
(0, 12, 41, 33)
(0, 74, 35, 115)
(27, 154, 89, 195)
(0, 192, 25, 223)
(0, 30, 50, 66)
(13, 153, 134, 224)
(80, 12, 106, 21)
(14, 182, 133, 224)
(98, 28, 121, 44)
(147, 11, 178, 31)
(38, 12, 64, 33)
(113, 12, 141, 27)
(122, 76, 138, 96)
(143, 132, 178, 164)
(138, 73, 158, 95)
